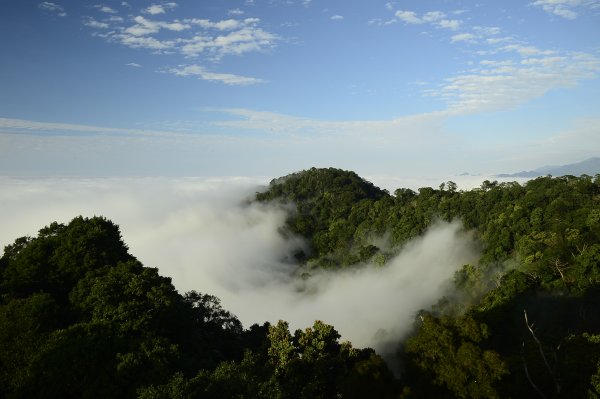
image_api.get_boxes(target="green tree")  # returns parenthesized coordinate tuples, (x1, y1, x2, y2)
(405, 313, 508, 398)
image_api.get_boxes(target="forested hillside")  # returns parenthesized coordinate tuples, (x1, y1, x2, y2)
(2, 167, 600, 398)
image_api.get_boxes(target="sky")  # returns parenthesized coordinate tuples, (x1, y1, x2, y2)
(1, 0, 600, 182)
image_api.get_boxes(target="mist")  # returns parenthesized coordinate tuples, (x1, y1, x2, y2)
(0, 177, 478, 353)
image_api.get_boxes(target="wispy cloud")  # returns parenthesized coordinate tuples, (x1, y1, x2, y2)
(229, 8, 244, 16)
(144, 2, 178, 15)
(126, 62, 141, 67)
(394, 10, 422, 24)
(118, 35, 175, 50)
(0, 117, 178, 137)
(330, 15, 344, 21)
(501, 44, 554, 57)
(38, 2, 66, 17)
(209, 108, 448, 141)
(209, 42, 600, 129)
(183, 17, 259, 31)
(437, 18, 461, 30)
(82, 10, 279, 79)
(125, 15, 189, 36)
(433, 50, 600, 114)
(164, 64, 266, 85)
(531, 0, 600, 19)
(83, 17, 110, 29)
(393, 9, 462, 30)
(180, 19, 278, 59)
(374, 2, 600, 117)
(451, 33, 476, 43)
(95, 5, 117, 14)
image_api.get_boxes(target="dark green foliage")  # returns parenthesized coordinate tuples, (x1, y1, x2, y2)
(3, 169, 600, 397)
(0, 217, 247, 397)
(256, 169, 600, 397)
(0, 215, 397, 398)
(404, 312, 508, 398)
(145, 320, 398, 399)
(256, 167, 389, 266)
(1, 216, 132, 302)
(0, 292, 59, 395)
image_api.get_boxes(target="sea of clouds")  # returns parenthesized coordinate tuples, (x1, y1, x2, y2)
(0, 177, 479, 357)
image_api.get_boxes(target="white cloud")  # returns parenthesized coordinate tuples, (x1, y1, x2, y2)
(119, 34, 175, 50)
(179, 35, 212, 56)
(96, 5, 117, 14)
(437, 19, 461, 30)
(502, 44, 554, 57)
(451, 33, 476, 43)
(422, 11, 446, 22)
(393, 9, 462, 30)
(553, 6, 578, 18)
(331, 15, 344, 21)
(83, 17, 110, 29)
(229, 8, 244, 16)
(211, 108, 448, 142)
(165, 64, 266, 85)
(185, 18, 249, 31)
(126, 62, 142, 67)
(531, 0, 600, 19)
(81, 6, 279, 80)
(125, 15, 189, 36)
(144, 2, 178, 15)
(87, 15, 277, 62)
(394, 10, 423, 24)
(181, 24, 278, 59)
(474, 26, 501, 36)
(435, 50, 600, 114)
(38, 2, 66, 17)
(0, 117, 177, 137)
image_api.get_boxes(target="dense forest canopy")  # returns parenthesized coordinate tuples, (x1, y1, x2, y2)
(2, 167, 600, 398)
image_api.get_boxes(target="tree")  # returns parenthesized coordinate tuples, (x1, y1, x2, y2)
(405, 312, 508, 398)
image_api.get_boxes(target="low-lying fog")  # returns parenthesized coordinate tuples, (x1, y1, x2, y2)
(0, 177, 481, 353)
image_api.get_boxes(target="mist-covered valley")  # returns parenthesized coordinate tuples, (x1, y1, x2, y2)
(2, 167, 600, 398)
(0, 175, 477, 352)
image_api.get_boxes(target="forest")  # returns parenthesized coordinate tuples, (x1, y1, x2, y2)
(2, 167, 600, 398)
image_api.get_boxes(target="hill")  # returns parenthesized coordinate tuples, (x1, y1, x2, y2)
(0, 215, 396, 398)
(256, 167, 391, 267)
(496, 157, 600, 178)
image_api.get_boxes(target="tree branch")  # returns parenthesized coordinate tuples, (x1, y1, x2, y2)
(523, 309, 560, 394)
(521, 341, 547, 399)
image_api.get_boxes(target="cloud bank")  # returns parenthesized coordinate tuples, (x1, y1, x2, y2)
(0, 177, 477, 353)
(79, 3, 277, 85)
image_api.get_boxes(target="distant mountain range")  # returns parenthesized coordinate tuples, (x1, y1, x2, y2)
(496, 157, 600, 178)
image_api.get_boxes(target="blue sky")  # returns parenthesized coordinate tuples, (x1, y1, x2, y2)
(1, 0, 599, 182)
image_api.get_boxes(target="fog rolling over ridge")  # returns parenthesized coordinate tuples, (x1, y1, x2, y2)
(0, 177, 478, 351)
